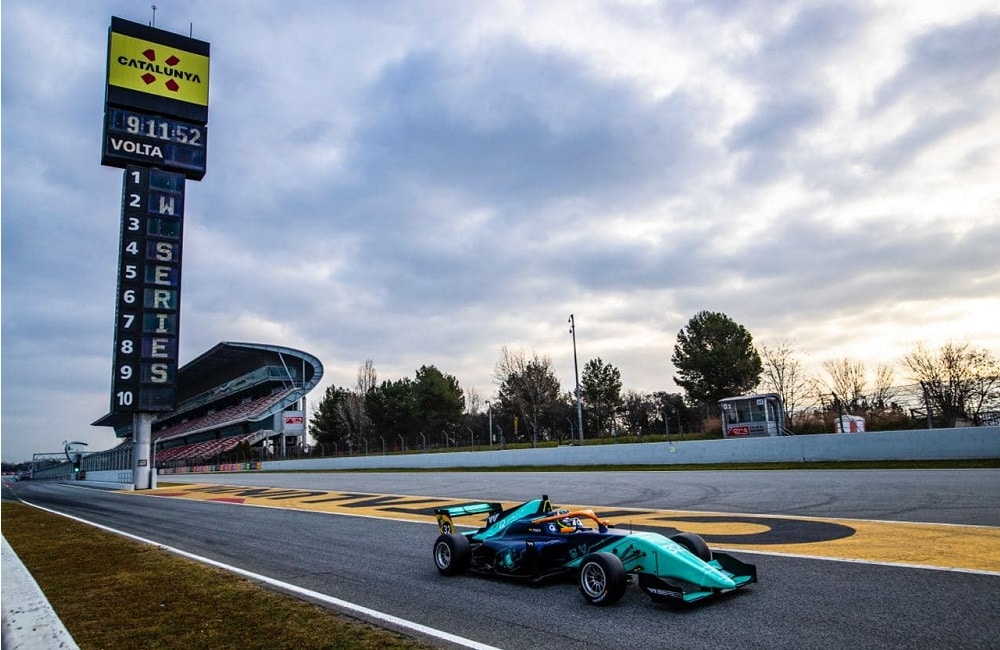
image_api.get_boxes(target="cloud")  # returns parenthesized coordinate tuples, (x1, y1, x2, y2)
(351, 43, 713, 207)
(874, 13, 1000, 108)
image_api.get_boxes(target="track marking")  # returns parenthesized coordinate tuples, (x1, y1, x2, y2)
(137, 484, 1000, 574)
(16, 498, 502, 650)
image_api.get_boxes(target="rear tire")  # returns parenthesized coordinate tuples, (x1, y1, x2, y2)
(671, 532, 712, 561)
(578, 552, 627, 606)
(433, 533, 471, 576)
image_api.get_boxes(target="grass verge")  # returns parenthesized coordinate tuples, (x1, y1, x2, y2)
(1, 502, 432, 650)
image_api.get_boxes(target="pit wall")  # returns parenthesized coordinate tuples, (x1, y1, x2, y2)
(159, 462, 261, 474)
(81, 470, 134, 483)
(261, 427, 999, 472)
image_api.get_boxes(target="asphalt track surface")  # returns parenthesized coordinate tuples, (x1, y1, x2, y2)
(7, 470, 1000, 650)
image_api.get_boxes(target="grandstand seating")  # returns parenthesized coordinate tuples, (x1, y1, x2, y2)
(152, 388, 298, 466)
(154, 387, 297, 442)
(155, 432, 258, 464)
(91, 342, 323, 472)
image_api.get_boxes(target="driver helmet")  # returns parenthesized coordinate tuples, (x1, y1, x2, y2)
(558, 516, 582, 532)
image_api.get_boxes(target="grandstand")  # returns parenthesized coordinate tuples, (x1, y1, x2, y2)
(92, 342, 323, 471)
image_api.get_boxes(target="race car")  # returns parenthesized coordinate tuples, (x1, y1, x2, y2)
(432, 495, 756, 606)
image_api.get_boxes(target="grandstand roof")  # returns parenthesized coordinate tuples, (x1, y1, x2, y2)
(92, 342, 323, 429)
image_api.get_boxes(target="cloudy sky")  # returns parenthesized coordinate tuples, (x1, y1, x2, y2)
(3, 0, 998, 462)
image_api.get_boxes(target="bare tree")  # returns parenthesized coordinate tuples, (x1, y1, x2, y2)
(356, 359, 378, 395)
(904, 341, 1000, 426)
(463, 385, 484, 447)
(494, 345, 528, 430)
(338, 359, 377, 453)
(758, 339, 810, 424)
(464, 386, 483, 415)
(493, 346, 527, 386)
(821, 358, 867, 410)
(871, 363, 897, 411)
(494, 346, 561, 446)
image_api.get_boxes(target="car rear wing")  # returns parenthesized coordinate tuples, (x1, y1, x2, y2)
(435, 502, 504, 534)
(435, 495, 555, 535)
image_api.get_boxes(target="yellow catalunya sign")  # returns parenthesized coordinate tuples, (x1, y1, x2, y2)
(108, 31, 210, 107)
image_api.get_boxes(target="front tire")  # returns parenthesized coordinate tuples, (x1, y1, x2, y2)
(433, 533, 471, 576)
(578, 552, 627, 606)
(671, 532, 712, 561)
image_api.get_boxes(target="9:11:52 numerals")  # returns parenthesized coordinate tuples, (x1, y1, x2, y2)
(124, 114, 203, 145)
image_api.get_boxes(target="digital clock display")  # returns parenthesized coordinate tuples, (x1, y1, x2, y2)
(109, 109, 204, 145)
(102, 108, 207, 180)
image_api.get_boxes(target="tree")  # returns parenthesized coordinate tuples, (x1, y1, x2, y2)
(581, 357, 623, 437)
(758, 339, 811, 425)
(819, 358, 898, 417)
(362, 365, 467, 451)
(338, 360, 377, 454)
(651, 391, 690, 437)
(309, 384, 352, 451)
(619, 390, 667, 437)
(494, 346, 562, 447)
(904, 341, 1000, 426)
(412, 365, 465, 447)
(365, 378, 416, 450)
(821, 358, 867, 410)
(462, 386, 484, 447)
(464, 386, 484, 418)
(870, 363, 897, 411)
(671, 311, 762, 407)
(356, 359, 378, 395)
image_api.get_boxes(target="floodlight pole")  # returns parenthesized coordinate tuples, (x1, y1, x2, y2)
(569, 314, 584, 445)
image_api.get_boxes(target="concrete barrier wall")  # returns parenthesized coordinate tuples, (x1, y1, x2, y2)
(84, 470, 134, 484)
(261, 426, 999, 472)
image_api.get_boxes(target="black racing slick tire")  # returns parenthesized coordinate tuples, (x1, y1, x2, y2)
(578, 552, 627, 606)
(671, 532, 712, 562)
(433, 533, 471, 576)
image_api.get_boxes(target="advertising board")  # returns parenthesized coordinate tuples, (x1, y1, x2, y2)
(105, 17, 209, 124)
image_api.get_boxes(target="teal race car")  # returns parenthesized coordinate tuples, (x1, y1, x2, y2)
(432, 495, 757, 606)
